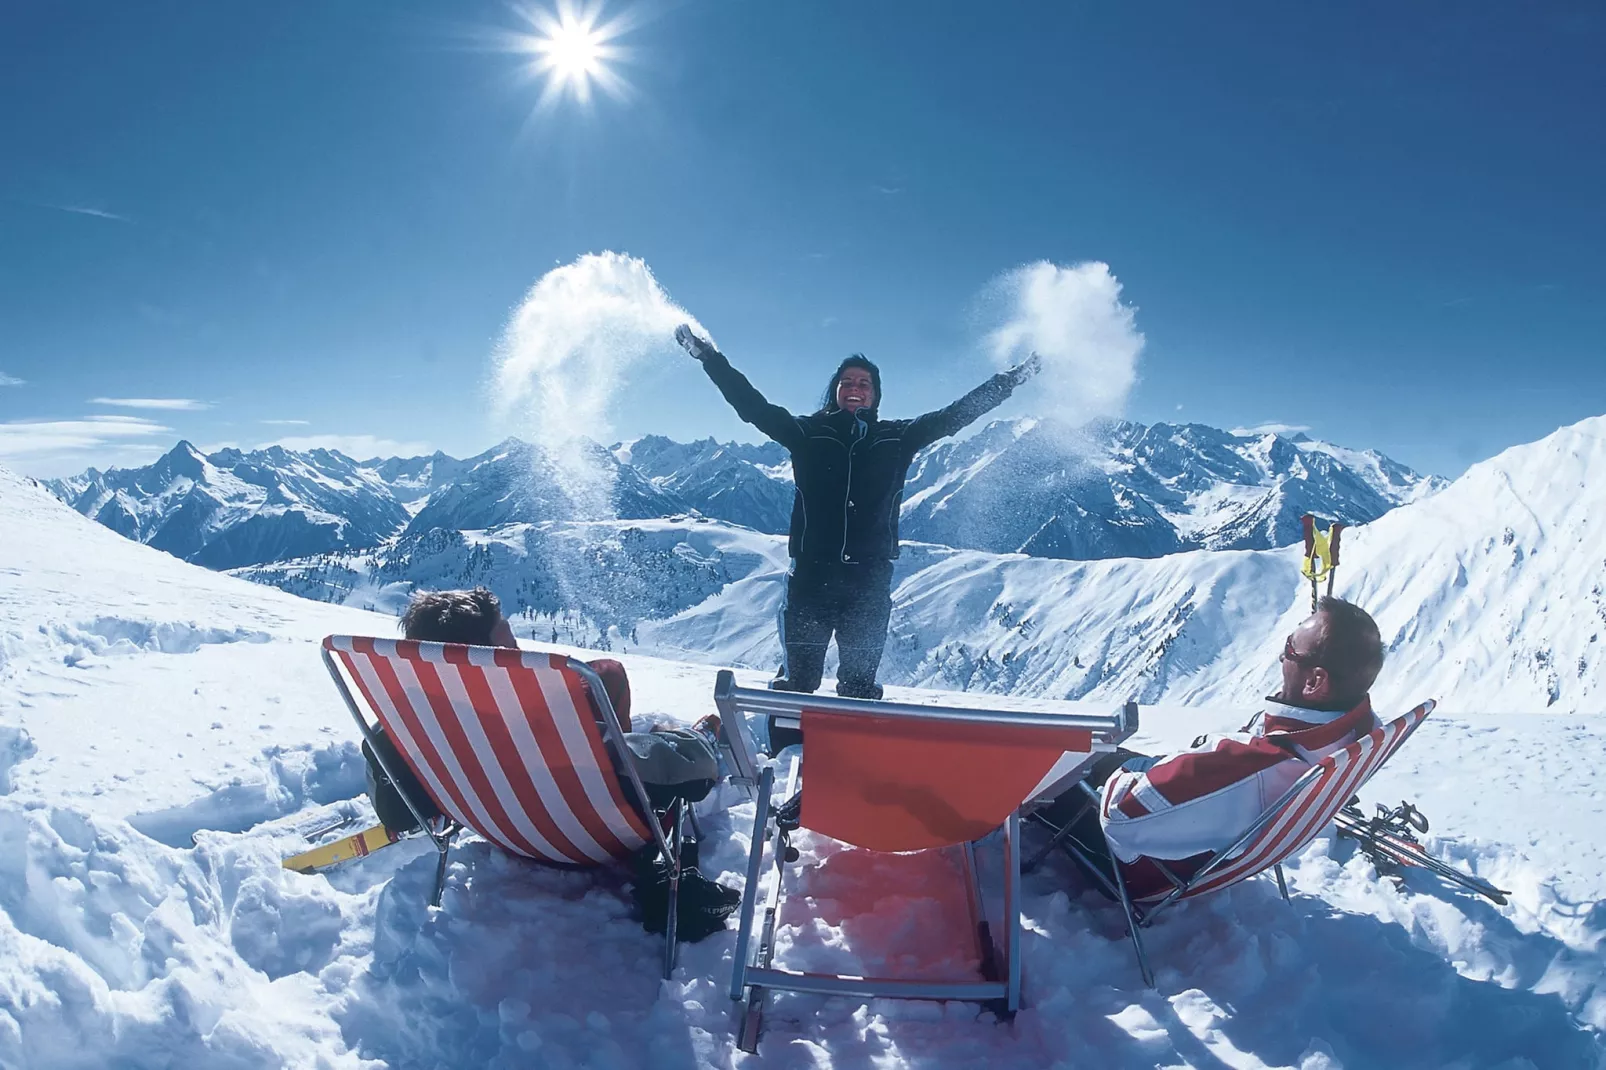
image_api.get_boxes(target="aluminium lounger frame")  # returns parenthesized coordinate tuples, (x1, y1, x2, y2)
(713, 670, 1137, 1049)
(321, 642, 692, 978)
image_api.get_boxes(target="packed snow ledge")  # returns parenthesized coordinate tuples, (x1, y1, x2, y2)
(2, 426, 1605, 1069)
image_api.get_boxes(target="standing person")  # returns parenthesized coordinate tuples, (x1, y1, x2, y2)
(675, 325, 1041, 709)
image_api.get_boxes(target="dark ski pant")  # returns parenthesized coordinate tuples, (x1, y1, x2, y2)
(770, 558, 894, 706)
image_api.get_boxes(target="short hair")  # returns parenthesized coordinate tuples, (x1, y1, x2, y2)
(400, 587, 503, 645)
(818, 354, 883, 414)
(1311, 596, 1385, 705)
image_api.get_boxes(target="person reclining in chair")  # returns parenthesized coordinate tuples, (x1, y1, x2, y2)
(1041, 596, 1386, 901)
(363, 587, 739, 937)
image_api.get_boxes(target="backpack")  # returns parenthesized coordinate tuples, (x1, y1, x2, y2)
(362, 728, 443, 834)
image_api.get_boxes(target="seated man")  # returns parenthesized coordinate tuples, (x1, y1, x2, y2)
(363, 587, 737, 936)
(1041, 596, 1387, 901)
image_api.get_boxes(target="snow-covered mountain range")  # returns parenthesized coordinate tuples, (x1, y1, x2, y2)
(237, 413, 1605, 715)
(901, 418, 1443, 558)
(45, 442, 419, 569)
(48, 419, 1443, 570)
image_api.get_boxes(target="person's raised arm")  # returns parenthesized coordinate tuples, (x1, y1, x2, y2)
(903, 353, 1041, 452)
(675, 326, 806, 451)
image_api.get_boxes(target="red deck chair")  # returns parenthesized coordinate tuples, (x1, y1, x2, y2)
(321, 636, 690, 977)
(1035, 700, 1435, 987)
(712, 670, 1138, 1050)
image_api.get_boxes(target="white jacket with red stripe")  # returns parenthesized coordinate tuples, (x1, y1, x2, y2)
(1099, 697, 1379, 897)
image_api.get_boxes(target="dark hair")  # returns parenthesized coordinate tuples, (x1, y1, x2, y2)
(1311, 596, 1385, 706)
(400, 587, 503, 645)
(818, 354, 883, 414)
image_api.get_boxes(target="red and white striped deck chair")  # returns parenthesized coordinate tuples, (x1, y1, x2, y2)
(321, 636, 690, 976)
(1049, 700, 1434, 987)
(713, 670, 1138, 1050)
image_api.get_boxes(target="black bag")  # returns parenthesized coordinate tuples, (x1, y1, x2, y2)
(362, 728, 442, 834)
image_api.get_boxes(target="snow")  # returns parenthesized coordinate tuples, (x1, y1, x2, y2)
(3, 449, 1605, 1068)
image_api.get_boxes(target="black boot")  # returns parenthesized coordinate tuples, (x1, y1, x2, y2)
(630, 851, 740, 942)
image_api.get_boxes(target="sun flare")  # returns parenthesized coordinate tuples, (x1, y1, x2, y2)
(514, 2, 628, 107)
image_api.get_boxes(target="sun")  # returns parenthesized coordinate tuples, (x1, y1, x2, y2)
(543, 19, 603, 80)
(512, 2, 629, 108)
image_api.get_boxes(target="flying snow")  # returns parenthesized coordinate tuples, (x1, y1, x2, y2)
(490, 252, 710, 518)
(981, 260, 1143, 428)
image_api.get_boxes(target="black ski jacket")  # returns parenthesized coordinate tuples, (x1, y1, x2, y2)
(698, 350, 1026, 563)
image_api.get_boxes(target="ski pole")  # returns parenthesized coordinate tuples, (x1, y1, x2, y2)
(1326, 521, 1344, 597)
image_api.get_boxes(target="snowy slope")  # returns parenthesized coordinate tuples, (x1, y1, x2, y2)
(0, 463, 393, 819)
(236, 516, 788, 648)
(1, 460, 1604, 1067)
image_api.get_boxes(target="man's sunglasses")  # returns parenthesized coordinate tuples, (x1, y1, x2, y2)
(1281, 635, 1321, 668)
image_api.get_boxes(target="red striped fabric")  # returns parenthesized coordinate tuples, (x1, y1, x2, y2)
(324, 635, 653, 867)
(1160, 700, 1433, 902)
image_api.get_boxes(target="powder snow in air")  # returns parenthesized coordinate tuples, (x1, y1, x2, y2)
(490, 252, 710, 519)
(981, 260, 1143, 429)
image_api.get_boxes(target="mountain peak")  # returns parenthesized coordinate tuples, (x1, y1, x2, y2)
(156, 440, 208, 480)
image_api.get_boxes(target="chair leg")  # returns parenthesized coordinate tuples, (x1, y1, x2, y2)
(1107, 841, 1156, 989)
(663, 799, 685, 980)
(960, 840, 1000, 983)
(1023, 798, 1093, 874)
(429, 825, 456, 908)
(1003, 810, 1022, 1015)
(738, 758, 797, 1053)
(1274, 862, 1290, 902)
(730, 767, 774, 1002)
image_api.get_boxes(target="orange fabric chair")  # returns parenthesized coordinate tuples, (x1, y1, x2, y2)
(712, 671, 1138, 1050)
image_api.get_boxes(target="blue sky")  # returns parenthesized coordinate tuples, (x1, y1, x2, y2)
(2, 1, 1602, 478)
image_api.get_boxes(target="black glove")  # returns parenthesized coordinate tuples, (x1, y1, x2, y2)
(674, 324, 718, 363)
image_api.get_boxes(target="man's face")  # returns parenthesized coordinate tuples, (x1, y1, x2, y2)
(1278, 613, 1333, 705)
(835, 367, 876, 412)
(488, 616, 519, 649)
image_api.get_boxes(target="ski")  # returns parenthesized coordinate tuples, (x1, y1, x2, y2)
(1335, 799, 1510, 906)
(282, 823, 402, 873)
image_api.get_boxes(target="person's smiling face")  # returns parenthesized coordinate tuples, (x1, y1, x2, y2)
(835, 367, 876, 412)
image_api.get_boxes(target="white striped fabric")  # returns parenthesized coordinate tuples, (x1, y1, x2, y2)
(324, 635, 653, 867)
(1179, 700, 1434, 900)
